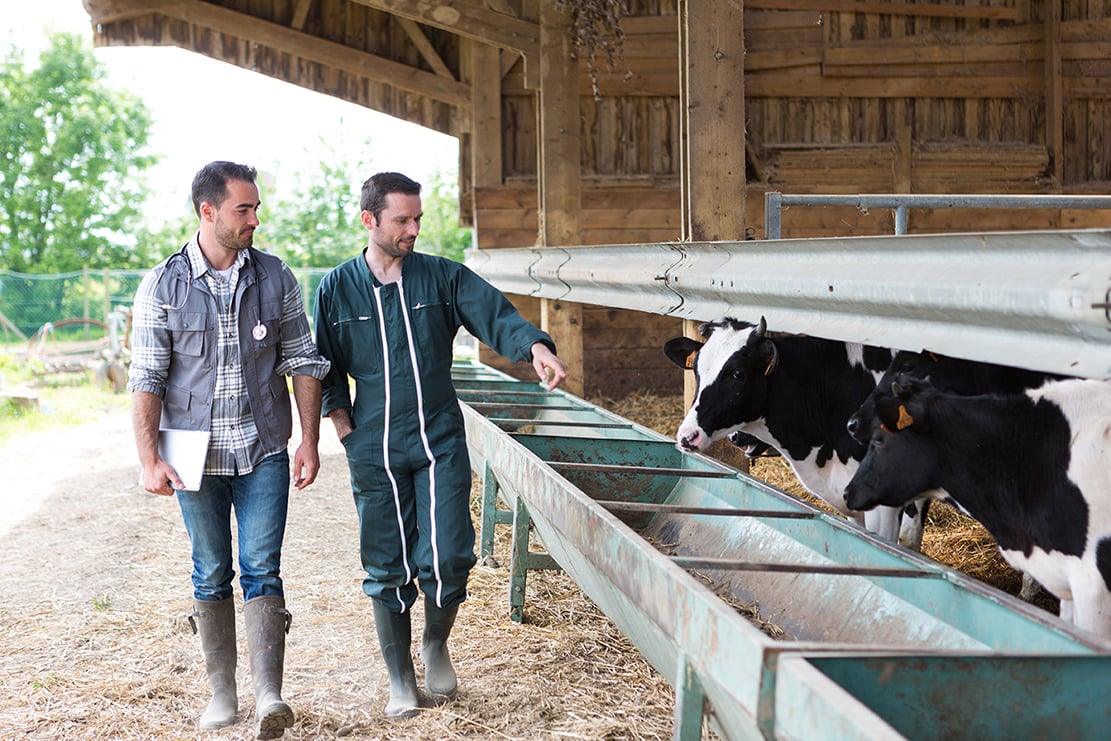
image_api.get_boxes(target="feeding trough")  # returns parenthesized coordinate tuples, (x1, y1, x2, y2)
(453, 360, 1111, 740)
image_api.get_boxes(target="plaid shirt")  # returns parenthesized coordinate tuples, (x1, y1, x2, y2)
(129, 236, 330, 476)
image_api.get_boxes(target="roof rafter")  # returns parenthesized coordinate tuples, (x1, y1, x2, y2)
(348, 0, 539, 58)
(85, 0, 471, 108)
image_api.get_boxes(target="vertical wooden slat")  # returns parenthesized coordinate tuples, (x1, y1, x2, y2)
(537, 0, 583, 397)
(1044, 0, 1063, 183)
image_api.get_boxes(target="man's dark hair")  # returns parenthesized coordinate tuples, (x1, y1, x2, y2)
(360, 172, 421, 221)
(191, 161, 258, 217)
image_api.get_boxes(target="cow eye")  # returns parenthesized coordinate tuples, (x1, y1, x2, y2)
(731, 368, 745, 381)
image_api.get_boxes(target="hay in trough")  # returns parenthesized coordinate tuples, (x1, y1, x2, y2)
(592, 392, 1059, 614)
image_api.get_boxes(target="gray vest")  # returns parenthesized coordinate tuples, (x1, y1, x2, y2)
(154, 248, 294, 451)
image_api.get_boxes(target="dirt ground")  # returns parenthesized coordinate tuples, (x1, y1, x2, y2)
(0, 387, 1063, 740)
(0, 401, 675, 740)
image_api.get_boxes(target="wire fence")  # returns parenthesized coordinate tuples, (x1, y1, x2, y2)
(0, 267, 331, 346)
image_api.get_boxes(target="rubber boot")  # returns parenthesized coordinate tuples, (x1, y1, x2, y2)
(189, 597, 238, 729)
(372, 600, 420, 719)
(244, 596, 295, 740)
(420, 598, 459, 699)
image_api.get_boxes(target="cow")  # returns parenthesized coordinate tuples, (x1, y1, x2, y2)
(846, 349, 1064, 445)
(663, 317, 923, 547)
(844, 374, 1111, 639)
(845, 350, 1066, 600)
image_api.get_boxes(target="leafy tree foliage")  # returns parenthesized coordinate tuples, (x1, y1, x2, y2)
(257, 138, 471, 268)
(254, 137, 368, 268)
(417, 169, 472, 263)
(0, 33, 158, 273)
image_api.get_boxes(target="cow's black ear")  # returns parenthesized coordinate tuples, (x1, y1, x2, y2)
(875, 394, 916, 432)
(664, 337, 703, 370)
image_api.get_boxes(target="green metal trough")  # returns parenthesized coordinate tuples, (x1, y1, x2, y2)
(452, 360, 1111, 740)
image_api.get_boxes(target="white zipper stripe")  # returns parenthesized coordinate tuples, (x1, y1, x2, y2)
(396, 279, 445, 608)
(373, 283, 413, 610)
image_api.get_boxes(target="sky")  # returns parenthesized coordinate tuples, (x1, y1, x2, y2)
(2, 0, 460, 220)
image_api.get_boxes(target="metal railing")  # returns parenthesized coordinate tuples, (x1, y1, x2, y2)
(764, 192, 1111, 239)
(466, 227, 1111, 379)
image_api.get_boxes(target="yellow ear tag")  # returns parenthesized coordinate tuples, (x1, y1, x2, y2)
(763, 357, 776, 376)
(896, 404, 914, 430)
(685, 350, 697, 370)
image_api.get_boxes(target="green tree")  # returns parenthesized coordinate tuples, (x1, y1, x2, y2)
(0, 33, 157, 273)
(257, 139, 472, 268)
(256, 137, 369, 268)
(418, 169, 472, 263)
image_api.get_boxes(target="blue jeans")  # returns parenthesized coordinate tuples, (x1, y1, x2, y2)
(177, 451, 290, 602)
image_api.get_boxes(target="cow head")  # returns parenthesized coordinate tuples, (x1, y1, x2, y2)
(846, 350, 939, 444)
(663, 317, 780, 451)
(844, 375, 940, 511)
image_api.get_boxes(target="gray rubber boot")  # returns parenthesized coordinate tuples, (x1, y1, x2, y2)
(244, 596, 295, 740)
(189, 597, 239, 730)
(371, 599, 420, 719)
(420, 598, 459, 699)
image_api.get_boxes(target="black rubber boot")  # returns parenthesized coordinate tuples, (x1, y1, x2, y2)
(371, 600, 420, 719)
(189, 597, 239, 729)
(244, 596, 295, 740)
(420, 598, 459, 699)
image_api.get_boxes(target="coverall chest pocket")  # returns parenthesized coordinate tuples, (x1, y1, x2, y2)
(332, 315, 383, 374)
(408, 299, 454, 353)
(166, 311, 209, 357)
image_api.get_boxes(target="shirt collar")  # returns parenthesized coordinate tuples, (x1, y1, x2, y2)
(185, 232, 250, 278)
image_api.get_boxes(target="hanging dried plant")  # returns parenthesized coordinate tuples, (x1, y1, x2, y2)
(558, 0, 628, 100)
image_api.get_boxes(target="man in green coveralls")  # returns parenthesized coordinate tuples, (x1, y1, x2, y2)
(314, 172, 567, 718)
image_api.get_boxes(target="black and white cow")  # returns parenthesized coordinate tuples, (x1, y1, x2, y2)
(844, 374, 1111, 639)
(664, 317, 921, 546)
(845, 350, 1066, 599)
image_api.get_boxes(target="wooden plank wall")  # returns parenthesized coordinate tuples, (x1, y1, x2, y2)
(479, 0, 1111, 398)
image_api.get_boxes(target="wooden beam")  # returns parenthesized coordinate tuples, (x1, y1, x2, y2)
(82, 0, 182, 25)
(156, 0, 471, 107)
(471, 43, 503, 188)
(348, 0, 539, 58)
(537, 0, 582, 397)
(290, 0, 314, 30)
(680, 0, 746, 243)
(396, 17, 456, 80)
(1044, 0, 1063, 184)
(745, 0, 1018, 20)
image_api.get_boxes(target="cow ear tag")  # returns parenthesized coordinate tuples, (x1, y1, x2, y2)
(685, 350, 697, 370)
(896, 404, 914, 430)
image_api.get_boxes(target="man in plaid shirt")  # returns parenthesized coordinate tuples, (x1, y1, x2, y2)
(128, 161, 330, 739)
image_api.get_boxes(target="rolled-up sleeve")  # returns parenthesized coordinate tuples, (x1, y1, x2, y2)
(275, 263, 331, 380)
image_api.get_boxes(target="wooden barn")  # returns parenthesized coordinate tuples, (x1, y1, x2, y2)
(82, 0, 1111, 399)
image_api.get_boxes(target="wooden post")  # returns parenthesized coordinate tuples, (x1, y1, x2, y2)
(679, 0, 746, 245)
(471, 41, 503, 190)
(678, 0, 745, 408)
(537, 0, 583, 397)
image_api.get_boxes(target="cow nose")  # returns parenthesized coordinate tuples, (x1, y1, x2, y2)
(678, 430, 702, 450)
